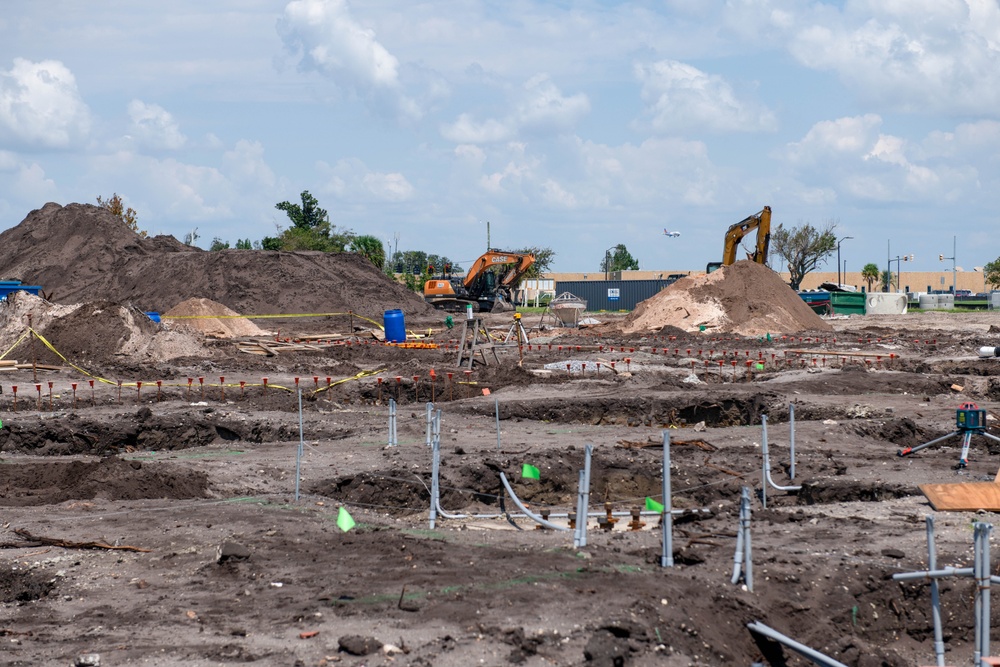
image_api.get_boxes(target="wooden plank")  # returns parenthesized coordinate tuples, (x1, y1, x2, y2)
(784, 349, 900, 358)
(919, 481, 1000, 511)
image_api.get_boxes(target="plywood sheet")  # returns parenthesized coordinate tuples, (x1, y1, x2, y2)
(919, 482, 1000, 511)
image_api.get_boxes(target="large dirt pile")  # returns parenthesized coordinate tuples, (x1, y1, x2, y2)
(0, 203, 435, 320)
(621, 260, 833, 336)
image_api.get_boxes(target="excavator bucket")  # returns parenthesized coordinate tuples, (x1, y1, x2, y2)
(490, 296, 514, 313)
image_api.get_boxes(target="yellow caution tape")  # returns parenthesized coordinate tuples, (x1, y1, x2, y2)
(0, 330, 30, 361)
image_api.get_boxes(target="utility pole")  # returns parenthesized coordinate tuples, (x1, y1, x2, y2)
(940, 236, 956, 294)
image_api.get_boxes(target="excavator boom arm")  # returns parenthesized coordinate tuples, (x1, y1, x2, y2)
(721, 206, 771, 266)
(462, 251, 535, 288)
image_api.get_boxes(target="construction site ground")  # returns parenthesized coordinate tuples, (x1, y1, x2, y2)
(4, 306, 1000, 667)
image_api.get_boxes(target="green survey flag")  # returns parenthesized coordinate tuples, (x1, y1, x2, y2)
(521, 463, 540, 480)
(645, 497, 665, 513)
(337, 506, 356, 532)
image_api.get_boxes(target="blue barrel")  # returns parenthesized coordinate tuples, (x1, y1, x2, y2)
(145, 312, 161, 323)
(383, 309, 406, 343)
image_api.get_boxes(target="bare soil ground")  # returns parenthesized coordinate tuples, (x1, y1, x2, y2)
(3, 308, 1000, 667)
(4, 204, 1000, 666)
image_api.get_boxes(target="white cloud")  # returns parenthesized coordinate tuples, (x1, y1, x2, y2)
(222, 140, 276, 188)
(441, 76, 588, 144)
(466, 135, 718, 209)
(278, 0, 420, 120)
(635, 59, 776, 134)
(783, 114, 977, 203)
(516, 75, 590, 133)
(441, 114, 513, 144)
(782, 2, 1000, 114)
(785, 115, 883, 165)
(127, 100, 186, 150)
(88, 151, 234, 220)
(0, 150, 18, 171)
(0, 58, 91, 149)
(319, 158, 414, 201)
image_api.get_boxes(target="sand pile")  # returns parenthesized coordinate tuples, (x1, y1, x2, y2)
(621, 260, 833, 336)
(0, 291, 208, 366)
(0, 203, 435, 320)
(164, 298, 270, 339)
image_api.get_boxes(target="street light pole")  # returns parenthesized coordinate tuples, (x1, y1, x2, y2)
(940, 236, 956, 294)
(837, 236, 853, 288)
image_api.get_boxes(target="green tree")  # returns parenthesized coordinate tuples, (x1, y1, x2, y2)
(880, 270, 896, 292)
(770, 221, 837, 290)
(273, 190, 354, 251)
(861, 263, 880, 292)
(235, 239, 253, 250)
(97, 193, 147, 238)
(209, 237, 230, 251)
(350, 235, 386, 270)
(261, 236, 282, 251)
(600, 244, 639, 273)
(512, 246, 556, 282)
(276, 190, 328, 230)
(984, 258, 1000, 289)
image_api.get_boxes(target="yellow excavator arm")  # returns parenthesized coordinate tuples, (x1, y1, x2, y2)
(709, 206, 771, 272)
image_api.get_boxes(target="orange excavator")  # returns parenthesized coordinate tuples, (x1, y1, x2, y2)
(423, 250, 536, 312)
(706, 206, 771, 273)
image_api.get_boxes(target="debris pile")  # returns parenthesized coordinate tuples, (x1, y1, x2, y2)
(0, 291, 208, 366)
(621, 260, 832, 336)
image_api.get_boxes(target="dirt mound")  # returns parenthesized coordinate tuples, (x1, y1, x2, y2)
(165, 297, 269, 338)
(0, 291, 208, 366)
(0, 458, 210, 506)
(621, 260, 833, 336)
(0, 202, 435, 320)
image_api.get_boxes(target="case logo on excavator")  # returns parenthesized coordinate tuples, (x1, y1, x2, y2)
(491, 256, 509, 263)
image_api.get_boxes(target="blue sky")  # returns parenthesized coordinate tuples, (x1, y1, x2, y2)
(2, 0, 999, 274)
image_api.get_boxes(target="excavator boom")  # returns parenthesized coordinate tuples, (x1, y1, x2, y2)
(708, 206, 771, 272)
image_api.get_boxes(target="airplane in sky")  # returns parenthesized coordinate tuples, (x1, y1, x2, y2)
(663, 230, 680, 237)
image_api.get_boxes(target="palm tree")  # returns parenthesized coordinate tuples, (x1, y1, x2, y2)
(861, 263, 880, 292)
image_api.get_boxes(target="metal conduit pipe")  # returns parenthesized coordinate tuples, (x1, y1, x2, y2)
(573, 470, 586, 548)
(975, 522, 992, 662)
(660, 430, 673, 567)
(499, 473, 570, 531)
(926, 516, 945, 667)
(582, 445, 592, 544)
(731, 486, 752, 590)
(789, 402, 796, 480)
(762, 415, 802, 492)
(746, 621, 849, 667)
(425, 402, 434, 448)
(429, 430, 440, 529)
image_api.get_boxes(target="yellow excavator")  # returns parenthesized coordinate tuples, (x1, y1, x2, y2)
(706, 206, 771, 273)
(423, 250, 536, 312)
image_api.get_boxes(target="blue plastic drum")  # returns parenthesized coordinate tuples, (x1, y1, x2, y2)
(383, 309, 406, 343)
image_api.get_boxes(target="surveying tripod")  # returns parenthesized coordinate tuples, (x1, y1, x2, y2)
(898, 402, 1000, 468)
(503, 312, 529, 346)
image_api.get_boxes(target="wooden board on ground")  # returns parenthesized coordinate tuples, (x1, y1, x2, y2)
(920, 470, 1000, 511)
